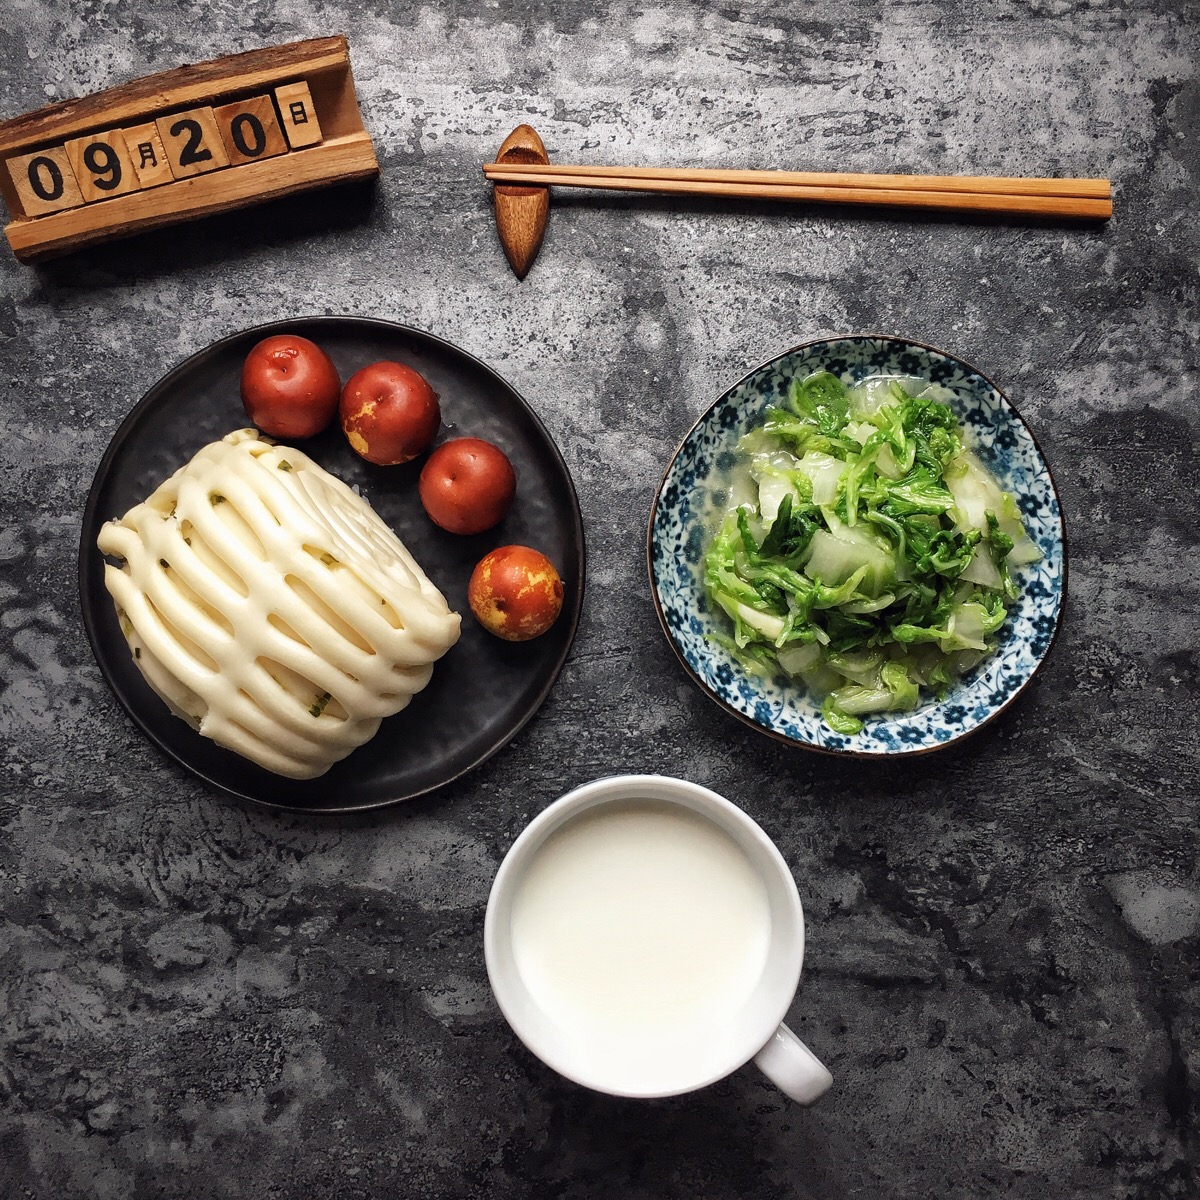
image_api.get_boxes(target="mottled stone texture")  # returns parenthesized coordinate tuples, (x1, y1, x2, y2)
(0, 1, 1197, 1197)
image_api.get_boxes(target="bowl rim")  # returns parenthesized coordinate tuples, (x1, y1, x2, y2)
(645, 331, 1068, 758)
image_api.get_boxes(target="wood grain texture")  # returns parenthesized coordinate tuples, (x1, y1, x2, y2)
(0, 37, 376, 262)
(484, 162, 1112, 199)
(492, 124, 550, 279)
(213, 95, 288, 167)
(0, 37, 350, 155)
(154, 107, 231, 178)
(274, 82, 323, 150)
(4, 146, 84, 216)
(5, 132, 377, 261)
(120, 122, 174, 189)
(482, 168, 1113, 219)
(65, 129, 142, 203)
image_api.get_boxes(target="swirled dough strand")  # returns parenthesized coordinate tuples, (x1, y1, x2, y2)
(98, 429, 461, 779)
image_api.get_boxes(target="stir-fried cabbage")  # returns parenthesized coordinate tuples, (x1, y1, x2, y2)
(703, 371, 1040, 734)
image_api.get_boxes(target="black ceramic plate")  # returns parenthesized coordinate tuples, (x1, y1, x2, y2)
(80, 317, 584, 813)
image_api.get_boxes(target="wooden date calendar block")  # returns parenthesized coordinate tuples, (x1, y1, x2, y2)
(121, 123, 173, 188)
(274, 82, 323, 149)
(214, 95, 288, 167)
(65, 129, 142, 202)
(5, 146, 84, 216)
(155, 107, 230, 178)
(0, 37, 378, 263)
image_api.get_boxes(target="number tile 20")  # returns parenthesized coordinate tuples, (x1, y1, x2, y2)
(155, 107, 231, 178)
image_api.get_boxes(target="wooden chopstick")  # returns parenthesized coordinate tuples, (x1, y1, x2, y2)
(482, 165, 1112, 219)
(485, 162, 1111, 200)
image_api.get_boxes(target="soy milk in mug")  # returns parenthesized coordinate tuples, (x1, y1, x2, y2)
(510, 800, 771, 1046)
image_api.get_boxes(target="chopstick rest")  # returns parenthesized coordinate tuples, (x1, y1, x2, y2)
(492, 123, 550, 280)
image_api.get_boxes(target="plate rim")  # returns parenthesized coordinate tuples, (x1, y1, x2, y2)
(79, 314, 586, 813)
(645, 330, 1068, 758)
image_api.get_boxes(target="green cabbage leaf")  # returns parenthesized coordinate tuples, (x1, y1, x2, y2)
(703, 371, 1040, 734)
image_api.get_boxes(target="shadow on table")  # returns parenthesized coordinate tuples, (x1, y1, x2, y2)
(675, 667, 1055, 825)
(26, 177, 381, 288)
(492, 1053, 843, 1200)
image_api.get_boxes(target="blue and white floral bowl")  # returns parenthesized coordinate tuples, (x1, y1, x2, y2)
(647, 334, 1066, 756)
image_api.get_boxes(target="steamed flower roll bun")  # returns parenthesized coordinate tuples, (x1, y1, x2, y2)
(97, 429, 461, 779)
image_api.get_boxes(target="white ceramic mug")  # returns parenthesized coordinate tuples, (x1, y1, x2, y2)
(484, 774, 833, 1103)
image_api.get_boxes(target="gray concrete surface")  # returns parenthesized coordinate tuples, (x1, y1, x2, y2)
(1, 1, 1197, 1197)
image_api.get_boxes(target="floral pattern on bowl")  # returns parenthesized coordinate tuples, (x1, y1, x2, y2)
(647, 334, 1066, 756)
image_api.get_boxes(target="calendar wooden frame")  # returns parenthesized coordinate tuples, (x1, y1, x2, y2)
(0, 37, 379, 263)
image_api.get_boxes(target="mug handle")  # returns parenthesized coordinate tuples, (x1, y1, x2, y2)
(753, 1023, 833, 1105)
